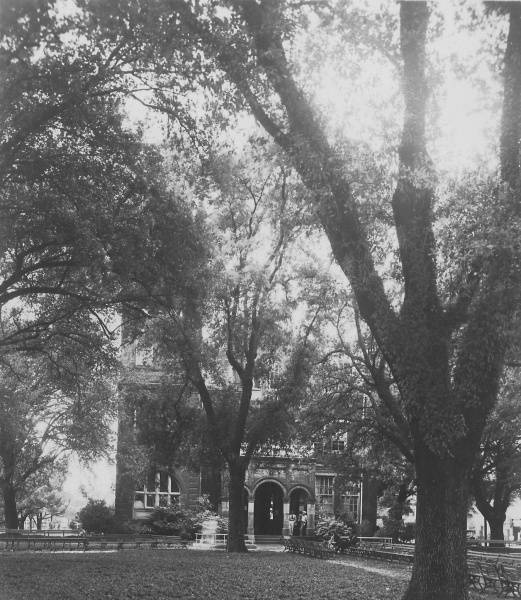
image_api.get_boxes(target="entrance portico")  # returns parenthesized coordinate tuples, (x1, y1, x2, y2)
(244, 478, 315, 537)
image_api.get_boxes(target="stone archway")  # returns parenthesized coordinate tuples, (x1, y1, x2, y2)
(289, 487, 309, 515)
(289, 487, 313, 535)
(253, 481, 284, 535)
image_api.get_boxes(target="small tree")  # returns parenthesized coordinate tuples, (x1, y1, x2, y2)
(0, 336, 115, 529)
(145, 137, 312, 552)
(77, 500, 116, 534)
(471, 374, 521, 541)
(16, 461, 67, 531)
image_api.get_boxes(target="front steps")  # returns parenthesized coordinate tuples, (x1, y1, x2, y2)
(252, 534, 284, 546)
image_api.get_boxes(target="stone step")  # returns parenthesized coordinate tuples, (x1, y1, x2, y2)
(254, 535, 284, 545)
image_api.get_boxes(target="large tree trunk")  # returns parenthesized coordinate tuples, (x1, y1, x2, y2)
(403, 449, 470, 600)
(2, 483, 19, 530)
(489, 516, 506, 543)
(473, 476, 508, 544)
(227, 461, 247, 553)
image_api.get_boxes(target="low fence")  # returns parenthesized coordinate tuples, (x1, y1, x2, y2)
(468, 538, 521, 552)
(0, 533, 183, 552)
(357, 537, 394, 547)
(0, 529, 78, 537)
(194, 533, 228, 545)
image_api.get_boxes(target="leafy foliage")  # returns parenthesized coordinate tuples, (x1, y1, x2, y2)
(77, 499, 117, 534)
(16, 461, 67, 530)
(0, 345, 115, 528)
(315, 515, 357, 541)
(471, 369, 521, 538)
(147, 497, 225, 539)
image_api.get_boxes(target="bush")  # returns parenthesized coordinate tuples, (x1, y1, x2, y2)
(315, 515, 357, 541)
(358, 519, 375, 537)
(147, 507, 193, 536)
(77, 499, 118, 534)
(380, 517, 416, 542)
(402, 522, 416, 542)
(380, 515, 404, 542)
(147, 496, 225, 539)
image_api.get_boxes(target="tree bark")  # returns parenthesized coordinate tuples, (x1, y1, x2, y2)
(403, 448, 470, 600)
(2, 483, 19, 530)
(227, 460, 247, 552)
(472, 460, 511, 545)
(488, 516, 506, 543)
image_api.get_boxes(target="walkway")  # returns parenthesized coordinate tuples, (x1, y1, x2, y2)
(330, 557, 410, 580)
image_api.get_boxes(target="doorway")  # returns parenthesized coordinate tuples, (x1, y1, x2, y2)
(254, 481, 283, 535)
(289, 487, 309, 516)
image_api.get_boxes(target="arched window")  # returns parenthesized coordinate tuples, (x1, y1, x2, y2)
(134, 471, 180, 509)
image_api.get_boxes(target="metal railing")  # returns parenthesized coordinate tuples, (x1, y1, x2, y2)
(0, 529, 78, 537)
(194, 533, 228, 545)
(357, 536, 394, 547)
(0, 533, 183, 552)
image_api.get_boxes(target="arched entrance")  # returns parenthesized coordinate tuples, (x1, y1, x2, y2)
(290, 487, 309, 515)
(254, 481, 283, 535)
(289, 487, 311, 535)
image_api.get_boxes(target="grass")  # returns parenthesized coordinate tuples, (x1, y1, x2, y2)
(0, 549, 409, 600)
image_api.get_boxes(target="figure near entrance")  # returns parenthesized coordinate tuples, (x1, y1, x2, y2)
(253, 481, 283, 536)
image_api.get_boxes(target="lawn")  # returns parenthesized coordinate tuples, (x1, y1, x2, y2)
(0, 549, 408, 600)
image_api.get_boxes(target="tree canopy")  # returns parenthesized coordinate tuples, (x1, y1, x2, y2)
(93, 3, 521, 597)
(4, 2, 521, 597)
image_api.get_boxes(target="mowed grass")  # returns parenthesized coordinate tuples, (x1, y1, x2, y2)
(0, 549, 408, 600)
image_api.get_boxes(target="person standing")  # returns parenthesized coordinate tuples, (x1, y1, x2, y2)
(301, 511, 308, 536)
(294, 513, 301, 536)
(289, 513, 296, 536)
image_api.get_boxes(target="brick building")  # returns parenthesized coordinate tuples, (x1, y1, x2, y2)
(114, 337, 376, 538)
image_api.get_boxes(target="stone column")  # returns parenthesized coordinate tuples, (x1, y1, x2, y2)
(282, 500, 290, 536)
(307, 502, 315, 533)
(247, 500, 255, 536)
(220, 500, 229, 519)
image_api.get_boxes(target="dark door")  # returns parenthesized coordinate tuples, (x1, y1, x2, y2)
(254, 482, 283, 535)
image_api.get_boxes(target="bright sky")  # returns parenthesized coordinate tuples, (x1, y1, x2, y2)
(307, 2, 504, 174)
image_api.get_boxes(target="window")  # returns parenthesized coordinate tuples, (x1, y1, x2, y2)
(344, 494, 359, 521)
(342, 484, 359, 521)
(312, 441, 324, 453)
(316, 475, 335, 513)
(134, 471, 180, 509)
(331, 439, 345, 452)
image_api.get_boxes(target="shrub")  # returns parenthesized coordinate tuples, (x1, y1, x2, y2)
(147, 496, 224, 539)
(380, 515, 404, 541)
(380, 517, 416, 542)
(77, 499, 117, 534)
(359, 519, 375, 537)
(315, 515, 356, 541)
(402, 522, 416, 542)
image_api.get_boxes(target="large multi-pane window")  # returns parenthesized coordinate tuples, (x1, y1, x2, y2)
(312, 438, 345, 453)
(316, 475, 335, 514)
(331, 439, 345, 452)
(342, 485, 359, 521)
(134, 471, 180, 509)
